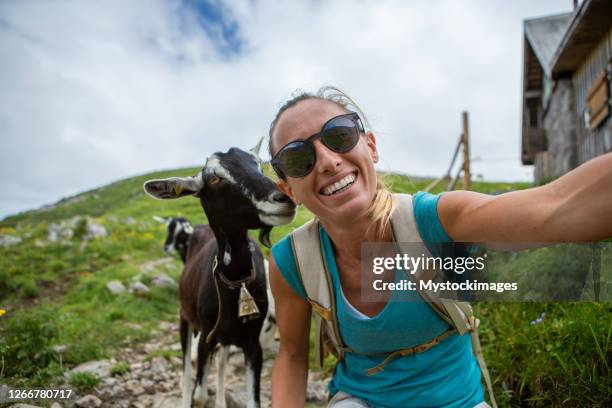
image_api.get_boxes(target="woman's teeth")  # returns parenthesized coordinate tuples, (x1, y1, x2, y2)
(322, 174, 356, 196)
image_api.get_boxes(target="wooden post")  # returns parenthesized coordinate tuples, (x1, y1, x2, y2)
(462, 111, 470, 190)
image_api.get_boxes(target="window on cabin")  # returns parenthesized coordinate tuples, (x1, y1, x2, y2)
(585, 68, 610, 130)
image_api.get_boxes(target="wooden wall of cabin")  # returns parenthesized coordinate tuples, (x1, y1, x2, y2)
(573, 27, 612, 165)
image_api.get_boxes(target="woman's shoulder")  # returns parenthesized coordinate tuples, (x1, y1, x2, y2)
(271, 234, 308, 298)
(411, 191, 453, 244)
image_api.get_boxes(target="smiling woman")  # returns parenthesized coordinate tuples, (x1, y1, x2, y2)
(265, 86, 612, 408)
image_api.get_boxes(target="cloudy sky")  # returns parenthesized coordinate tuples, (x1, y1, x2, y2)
(0, 0, 574, 219)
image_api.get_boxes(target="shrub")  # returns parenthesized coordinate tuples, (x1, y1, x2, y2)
(0, 308, 58, 379)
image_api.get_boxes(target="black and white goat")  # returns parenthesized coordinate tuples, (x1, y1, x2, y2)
(144, 142, 295, 408)
(154, 216, 278, 358)
(153, 216, 194, 263)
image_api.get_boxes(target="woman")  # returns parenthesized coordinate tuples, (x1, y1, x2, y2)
(267, 87, 612, 408)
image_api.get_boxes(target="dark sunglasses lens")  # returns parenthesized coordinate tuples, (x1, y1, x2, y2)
(322, 116, 360, 152)
(277, 142, 315, 178)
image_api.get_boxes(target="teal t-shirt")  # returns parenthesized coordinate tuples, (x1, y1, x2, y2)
(271, 191, 484, 408)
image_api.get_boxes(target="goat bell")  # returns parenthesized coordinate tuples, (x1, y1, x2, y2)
(238, 282, 260, 323)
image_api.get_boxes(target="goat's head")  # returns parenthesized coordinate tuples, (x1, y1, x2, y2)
(153, 216, 193, 253)
(143, 140, 296, 247)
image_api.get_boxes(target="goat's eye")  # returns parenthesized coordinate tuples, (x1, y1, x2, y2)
(209, 176, 222, 185)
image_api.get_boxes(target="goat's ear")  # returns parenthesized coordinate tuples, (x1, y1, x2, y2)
(152, 215, 167, 223)
(143, 175, 203, 200)
(249, 136, 264, 160)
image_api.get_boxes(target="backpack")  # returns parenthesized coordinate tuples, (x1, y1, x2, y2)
(289, 194, 497, 408)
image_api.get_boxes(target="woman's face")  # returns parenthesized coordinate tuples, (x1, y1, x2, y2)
(272, 98, 379, 225)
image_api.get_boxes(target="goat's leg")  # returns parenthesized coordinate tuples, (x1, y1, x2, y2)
(193, 336, 214, 408)
(191, 331, 201, 366)
(179, 319, 194, 408)
(243, 342, 263, 408)
(215, 345, 229, 408)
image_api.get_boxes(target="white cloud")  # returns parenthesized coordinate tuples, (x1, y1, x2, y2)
(0, 0, 572, 218)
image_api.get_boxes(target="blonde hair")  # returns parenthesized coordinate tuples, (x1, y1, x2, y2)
(269, 86, 396, 241)
(366, 177, 396, 241)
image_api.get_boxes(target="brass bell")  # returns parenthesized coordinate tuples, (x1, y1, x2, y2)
(238, 282, 260, 323)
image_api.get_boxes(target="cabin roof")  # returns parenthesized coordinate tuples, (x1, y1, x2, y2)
(524, 13, 572, 76)
(551, 0, 612, 76)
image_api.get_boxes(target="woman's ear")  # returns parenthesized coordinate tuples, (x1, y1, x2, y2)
(365, 131, 379, 163)
(277, 179, 300, 205)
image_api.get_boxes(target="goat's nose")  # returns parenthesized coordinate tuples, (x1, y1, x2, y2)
(271, 191, 292, 204)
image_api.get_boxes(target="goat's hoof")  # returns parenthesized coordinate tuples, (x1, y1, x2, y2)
(215, 395, 227, 408)
(192, 384, 208, 408)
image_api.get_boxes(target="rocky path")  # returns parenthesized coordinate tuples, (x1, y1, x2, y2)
(10, 321, 328, 408)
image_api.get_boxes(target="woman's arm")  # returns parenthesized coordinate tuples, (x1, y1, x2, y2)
(269, 255, 312, 407)
(439, 152, 612, 243)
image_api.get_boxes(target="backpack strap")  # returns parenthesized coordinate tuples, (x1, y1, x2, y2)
(390, 194, 472, 334)
(290, 220, 351, 367)
(391, 194, 497, 407)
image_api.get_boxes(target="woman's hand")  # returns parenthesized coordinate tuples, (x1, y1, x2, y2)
(438, 152, 612, 244)
(269, 255, 312, 407)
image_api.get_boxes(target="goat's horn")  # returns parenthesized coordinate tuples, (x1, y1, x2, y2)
(249, 136, 264, 159)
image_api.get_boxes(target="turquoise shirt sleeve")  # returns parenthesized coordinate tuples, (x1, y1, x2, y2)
(413, 191, 453, 243)
(271, 235, 308, 299)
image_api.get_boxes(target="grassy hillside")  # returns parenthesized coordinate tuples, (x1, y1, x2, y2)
(0, 167, 609, 407)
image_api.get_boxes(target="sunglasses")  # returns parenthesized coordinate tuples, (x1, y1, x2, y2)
(271, 112, 364, 179)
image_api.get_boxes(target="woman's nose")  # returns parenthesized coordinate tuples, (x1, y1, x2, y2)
(313, 139, 341, 174)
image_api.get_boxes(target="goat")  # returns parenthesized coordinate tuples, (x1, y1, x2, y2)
(154, 216, 279, 357)
(153, 216, 194, 263)
(144, 142, 295, 408)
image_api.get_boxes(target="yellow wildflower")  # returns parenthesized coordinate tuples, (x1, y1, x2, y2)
(0, 309, 6, 317)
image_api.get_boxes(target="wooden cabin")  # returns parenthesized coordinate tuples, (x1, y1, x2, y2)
(521, 0, 612, 181)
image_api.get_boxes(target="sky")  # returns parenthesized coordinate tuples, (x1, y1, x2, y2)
(0, 0, 575, 219)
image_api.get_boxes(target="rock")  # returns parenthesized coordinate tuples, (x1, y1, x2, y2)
(8, 404, 42, 408)
(129, 282, 150, 294)
(139, 258, 174, 274)
(75, 395, 102, 408)
(85, 220, 107, 240)
(48, 217, 106, 243)
(102, 377, 118, 386)
(48, 222, 73, 242)
(151, 274, 177, 288)
(71, 359, 112, 378)
(0, 235, 22, 247)
(152, 394, 182, 408)
(226, 392, 245, 408)
(106, 281, 126, 295)
(158, 321, 175, 331)
(50, 403, 62, 408)
(306, 376, 328, 403)
(150, 357, 169, 373)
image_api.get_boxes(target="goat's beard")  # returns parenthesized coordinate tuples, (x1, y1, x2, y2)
(258, 226, 272, 248)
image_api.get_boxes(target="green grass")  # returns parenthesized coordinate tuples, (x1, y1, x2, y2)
(110, 362, 130, 376)
(69, 371, 101, 393)
(0, 166, 609, 406)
